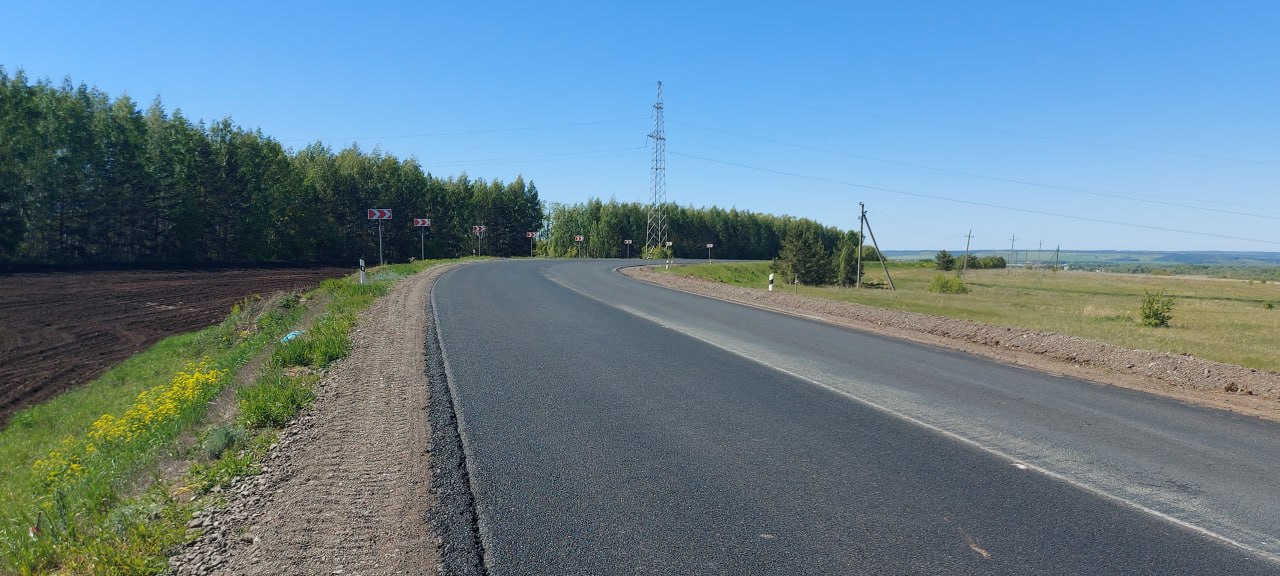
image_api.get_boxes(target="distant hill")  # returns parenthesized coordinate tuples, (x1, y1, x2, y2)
(883, 250, 1280, 267)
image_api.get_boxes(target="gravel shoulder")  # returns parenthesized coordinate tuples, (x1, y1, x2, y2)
(171, 264, 458, 575)
(622, 265, 1280, 423)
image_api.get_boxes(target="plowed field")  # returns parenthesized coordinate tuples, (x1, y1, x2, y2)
(0, 267, 350, 425)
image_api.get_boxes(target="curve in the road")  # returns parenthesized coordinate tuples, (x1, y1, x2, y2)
(431, 259, 1280, 575)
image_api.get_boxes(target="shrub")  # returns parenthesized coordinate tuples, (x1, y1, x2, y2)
(1264, 300, 1274, 310)
(835, 237, 860, 287)
(934, 250, 956, 271)
(642, 245, 672, 260)
(1141, 290, 1175, 327)
(776, 227, 834, 285)
(977, 255, 1007, 269)
(201, 426, 246, 459)
(928, 274, 969, 294)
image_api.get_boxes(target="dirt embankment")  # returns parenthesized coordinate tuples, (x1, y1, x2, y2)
(169, 265, 457, 575)
(622, 266, 1280, 422)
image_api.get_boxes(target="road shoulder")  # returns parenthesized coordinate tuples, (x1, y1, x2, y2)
(173, 264, 456, 575)
(622, 265, 1280, 423)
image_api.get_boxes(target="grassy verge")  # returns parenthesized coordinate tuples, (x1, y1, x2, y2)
(664, 262, 1280, 372)
(0, 258, 454, 574)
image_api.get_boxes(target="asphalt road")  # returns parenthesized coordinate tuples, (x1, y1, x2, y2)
(432, 259, 1280, 575)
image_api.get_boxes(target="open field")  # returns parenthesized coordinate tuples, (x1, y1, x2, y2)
(669, 262, 1280, 373)
(0, 266, 350, 425)
(0, 260, 449, 572)
(884, 249, 1280, 267)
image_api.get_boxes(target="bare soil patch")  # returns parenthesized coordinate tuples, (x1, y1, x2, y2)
(0, 267, 349, 425)
(170, 264, 457, 575)
(623, 266, 1280, 422)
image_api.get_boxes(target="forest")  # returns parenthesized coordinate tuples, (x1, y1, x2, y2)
(0, 69, 850, 269)
(538, 199, 848, 260)
(0, 69, 541, 267)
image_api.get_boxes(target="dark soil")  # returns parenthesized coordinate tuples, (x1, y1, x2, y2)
(0, 267, 350, 426)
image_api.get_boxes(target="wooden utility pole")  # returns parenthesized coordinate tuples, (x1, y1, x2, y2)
(856, 203, 866, 289)
(1009, 234, 1017, 274)
(959, 229, 973, 277)
(862, 206, 895, 291)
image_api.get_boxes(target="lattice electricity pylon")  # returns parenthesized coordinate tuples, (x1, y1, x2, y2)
(645, 81, 667, 251)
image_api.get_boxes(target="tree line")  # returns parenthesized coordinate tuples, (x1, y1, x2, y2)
(1, 69, 873, 271)
(539, 199, 852, 260)
(0, 68, 541, 268)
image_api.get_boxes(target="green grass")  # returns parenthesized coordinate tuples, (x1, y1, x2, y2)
(0, 258, 453, 574)
(238, 370, 318, 429)
(0, 294, 303, 574)
(666, 262, 1280, 372)
(675, 262, 774, 286)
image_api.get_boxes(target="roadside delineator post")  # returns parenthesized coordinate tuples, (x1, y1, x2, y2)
(359, 259, 366, 285)
(769, 272, 774, 292)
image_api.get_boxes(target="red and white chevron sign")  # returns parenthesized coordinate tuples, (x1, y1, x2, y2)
(414, 218, 431, 226)
(574, 235, 584, 242)
(367, 208, 392, 220)
(526, 231, 536, 238)
(473, 225, 487, 233)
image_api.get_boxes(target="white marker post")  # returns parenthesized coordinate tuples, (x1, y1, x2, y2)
(769, 272, 774, 292)
(359, 259, 366, 285)
(665, 241, 673, 269)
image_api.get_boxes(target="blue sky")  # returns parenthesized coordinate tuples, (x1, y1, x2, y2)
(4, 1, 1278, 251)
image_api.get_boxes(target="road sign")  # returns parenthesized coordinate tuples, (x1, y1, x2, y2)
(665, 241, 673, 247)
(414, 218, 431, 226)
(526, 231, 536, 238)
(624, 239, 633, 245)
(473, 225, 487, 233)
(574, 235, 585, 242)
(367, 208, 392, 220)
(706, 243, 714, 248)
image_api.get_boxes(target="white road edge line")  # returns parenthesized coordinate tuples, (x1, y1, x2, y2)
(544, 266, 1279, 566)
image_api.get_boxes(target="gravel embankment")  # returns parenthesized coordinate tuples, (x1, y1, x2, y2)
(170, 264, 459, 575)
(623, 266, 1280, 422)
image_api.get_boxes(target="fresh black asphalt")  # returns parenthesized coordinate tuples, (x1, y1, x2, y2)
(430, 259, 1280, 575)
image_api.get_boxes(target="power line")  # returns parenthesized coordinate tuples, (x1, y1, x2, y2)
(277, 117, 648, 144)
(669, 150, 1280, 247)
(423, 146, 644, 168)
(673, 120, 1280, 221)
(726, 96, 1280, 168)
